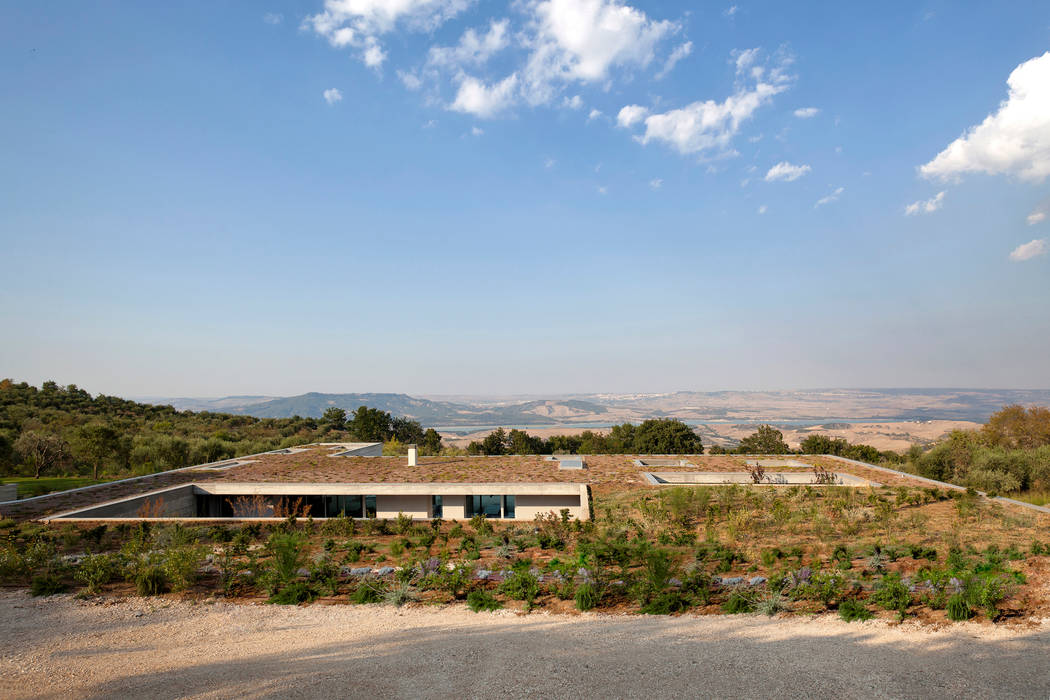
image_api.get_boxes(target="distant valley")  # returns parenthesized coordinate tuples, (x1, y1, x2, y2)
(148, 388, 1050, 427)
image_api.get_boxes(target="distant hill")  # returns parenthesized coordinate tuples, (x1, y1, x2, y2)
(152, 388, 1050, 427)
(158, 393, 610, 426)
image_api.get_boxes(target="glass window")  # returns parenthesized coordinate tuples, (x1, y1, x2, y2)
(503, 495, 515, 519)
(480, 495, 502, 518)
(431, 495, 443, 518)
(326, 495, 363, 518)
(365, 495, 377, 518)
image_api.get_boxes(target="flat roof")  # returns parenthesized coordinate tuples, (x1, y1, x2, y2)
(1, 444, 933, 520)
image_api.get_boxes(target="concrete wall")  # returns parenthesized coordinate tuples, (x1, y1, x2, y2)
(441, 495, 466, 520)
(376, 494, 430, 519)
(53, 485, 197, 519)
(514, 494, 584, 521)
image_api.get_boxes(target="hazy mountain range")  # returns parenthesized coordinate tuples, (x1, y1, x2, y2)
(141, 389, 1050, 428)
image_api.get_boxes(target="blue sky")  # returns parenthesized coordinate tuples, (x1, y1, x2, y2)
(2, 1, 1049, 397)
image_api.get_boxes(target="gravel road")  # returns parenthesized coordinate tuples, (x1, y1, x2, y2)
(1, 592, 1048, 699)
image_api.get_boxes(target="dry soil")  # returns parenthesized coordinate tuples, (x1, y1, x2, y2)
(2, 592, 1048, 699)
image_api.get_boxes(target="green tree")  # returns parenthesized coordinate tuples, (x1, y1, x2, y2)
(391, 417, 425, 444)
(421, 428, 442, 455)
(481, 428, 509, 455)
(321, 407, 347, 430)
(507, 429, 544, 454)
(74, 423, 122, 479)
(347, 405, 392, 442)
(737, 425, 790, 454)
(14, 431, 72, 479)
(633, 419, 703, 454)
(799, 434, 848, 455)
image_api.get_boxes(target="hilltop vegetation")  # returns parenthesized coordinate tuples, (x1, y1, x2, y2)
(0, 380, 437, 483)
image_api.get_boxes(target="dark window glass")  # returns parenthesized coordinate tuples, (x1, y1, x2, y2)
(503, 495, 515, 519)
(431, 495, 443, 518)
(480, 495, 501, 518)
(365, 495, 377, 518)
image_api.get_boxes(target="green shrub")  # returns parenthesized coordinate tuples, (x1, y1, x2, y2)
(389, 540, 405, 557)
(350, 579, 386, 604)
(467, 589, 503, 612)
(872, 572, 911, 612)
(966, 575, 1008, 619)
(383, 581, 417, 607)
(498, 572, 540, 606)
(269, 581, 319, 605)
(469, 514, 493, 535)
(946, 594, 971, 621)
(756, 590, 788, 617)
(641, 591, 690, 615)
(30, 571, 67, 596)
(162, 546, 205, 592)
(798, 571, 846, 607)
(134, 564, 167, 596)
(574, 582, 600, 611)
(722, 590, 754, 614)
(838, 598, 872, 622)
(265, 532, 307, 591)
(395, 512, 414, 535)
(75, 553, 115, 594)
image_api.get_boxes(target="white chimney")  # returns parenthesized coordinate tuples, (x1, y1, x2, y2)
(407, 444, 417, 466)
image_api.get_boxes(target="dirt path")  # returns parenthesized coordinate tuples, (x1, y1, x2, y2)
(1, 592, 1048, 699)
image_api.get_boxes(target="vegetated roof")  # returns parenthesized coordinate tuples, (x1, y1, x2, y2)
(0, 444, 936, 521)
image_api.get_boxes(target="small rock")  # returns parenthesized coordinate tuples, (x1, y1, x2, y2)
(474, 569, 492, 580)
(375, 566, 395, 576)
(295, 568, 310, 578)
(722, 576, 744, 586)
(350, 567, 371, 577)
(749, 576, 767, 587)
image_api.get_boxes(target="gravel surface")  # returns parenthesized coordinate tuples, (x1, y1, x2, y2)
(2, 592, 1049, 699)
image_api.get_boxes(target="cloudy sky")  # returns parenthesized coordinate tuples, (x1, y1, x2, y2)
(2, 1, 1049, 397)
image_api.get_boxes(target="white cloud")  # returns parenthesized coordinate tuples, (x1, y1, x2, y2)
(323, 88, 343, 104)
(263, 12, 283, 25)
(363, 40, 386, 68)
(544, 157, 556, 168)
(622, 50, 792, 156)
(427, 19, 510, 69)
(1028, 210, 1047, 225)
(597, 185, 608, 194)
(588, 108, 603, 121)
(1009, 238, 1047, 261)
(305, 0, 471, 67)
(471, 126, 484, 136)
(757, 204, 767, 214)
(655, 41, 692, 79)
(649, 178, 662, 189)
(398, 70, 423, 90)
(724, 5, 739, 17)
(814, 186, 844, 208)
(450, 73, 519, 117)
(904, 190, 945, 216)
(616, 104, 649, 128)
(764, 161, 810, 182)
(521, 0, 678, 103)
(563, 94, 583, 109)
(921, 51, 1050, 182)
(793, 106, 819, 118)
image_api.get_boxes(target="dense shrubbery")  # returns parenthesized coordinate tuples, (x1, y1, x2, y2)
(0, 380, 441, 480)
(0, 478, 1042, 622)
(905, 406, 1050, 497)
(467, 419, 703, 455)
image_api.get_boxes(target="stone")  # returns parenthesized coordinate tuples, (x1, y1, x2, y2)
(749, 576, 767, 587)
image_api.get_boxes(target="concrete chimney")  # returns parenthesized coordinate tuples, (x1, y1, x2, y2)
(407, 444, 417, 467)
